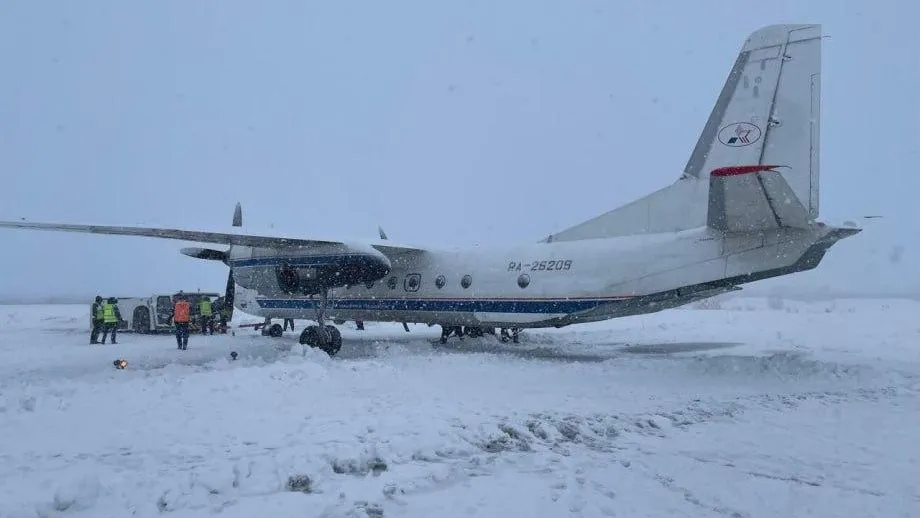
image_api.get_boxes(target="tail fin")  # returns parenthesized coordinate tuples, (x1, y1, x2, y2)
(685, 24, 822, 217)
(543, 24, 822, 243)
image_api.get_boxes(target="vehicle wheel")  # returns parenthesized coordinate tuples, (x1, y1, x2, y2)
(133, 308, 151, 334)
(268, 323, 284, 337)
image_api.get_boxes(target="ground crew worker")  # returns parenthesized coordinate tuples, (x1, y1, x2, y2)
(197, 296, 214, 335)
(173, 295, 191, 350)
(90, 295, 105, 344)
(213, 297, 225, 333)
(100, 297, 121, 344)
(283, 317, 295, 331)
(218, 297, 232, 333)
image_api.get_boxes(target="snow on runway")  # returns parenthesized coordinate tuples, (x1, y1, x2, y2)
(0, 298, 918, 517)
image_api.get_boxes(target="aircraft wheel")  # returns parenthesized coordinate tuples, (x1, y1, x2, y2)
(465, 326, 484, 338)
(322, 326, 342, 357)
(299, 326, 319, 345)
(298, 325, 342, 357)
(268, 323, 284, 338)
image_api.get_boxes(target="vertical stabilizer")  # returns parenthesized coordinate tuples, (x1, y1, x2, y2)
(543, 24, 822, 243)
(684, 24, 822, 218)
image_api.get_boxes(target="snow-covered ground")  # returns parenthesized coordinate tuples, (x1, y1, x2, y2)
(0, 297, 917, 517)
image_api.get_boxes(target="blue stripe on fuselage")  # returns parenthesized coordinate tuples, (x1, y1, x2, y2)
(255, 298, 624, 314)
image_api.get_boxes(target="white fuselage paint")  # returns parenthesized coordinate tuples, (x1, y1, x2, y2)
(229, 223, 840, 329)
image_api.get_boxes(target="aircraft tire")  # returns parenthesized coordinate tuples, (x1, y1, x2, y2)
(299, 326, 319, 346)
(323, 326, 342, 357)
(465, 326, 485, 338)
(268, 323, 284, 338)
(298, 325, 342, 357)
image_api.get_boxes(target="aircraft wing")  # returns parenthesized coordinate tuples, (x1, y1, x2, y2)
(371, 243, 428, 259)
(0, 220, 426, 255)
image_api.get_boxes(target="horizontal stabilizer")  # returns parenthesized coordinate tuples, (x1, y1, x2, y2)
(707, 165, 811, 232)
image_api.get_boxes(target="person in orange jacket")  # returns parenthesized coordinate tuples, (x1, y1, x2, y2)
(172, 294, 191, 350)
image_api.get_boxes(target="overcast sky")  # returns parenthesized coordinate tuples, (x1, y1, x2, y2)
(1, 0, 917, 299)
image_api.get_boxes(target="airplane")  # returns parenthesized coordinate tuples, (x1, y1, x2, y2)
(0, 23, 860, 357)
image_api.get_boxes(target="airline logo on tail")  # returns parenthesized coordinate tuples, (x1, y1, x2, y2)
(718, 122, 762, 146)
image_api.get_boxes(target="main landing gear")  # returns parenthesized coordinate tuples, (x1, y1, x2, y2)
(297, 290, 342, 357)
(440, 325, 520, 344)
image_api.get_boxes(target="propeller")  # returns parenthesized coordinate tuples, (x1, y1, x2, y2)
(223, 202, 241, 323)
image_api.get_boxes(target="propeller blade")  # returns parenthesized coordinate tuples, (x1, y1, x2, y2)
(180, 247, 228, 262)
(224, 270, 235, 322)
(233, 202, 242, 227)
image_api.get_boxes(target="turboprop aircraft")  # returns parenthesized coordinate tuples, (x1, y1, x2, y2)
(0, 23, 860, 357)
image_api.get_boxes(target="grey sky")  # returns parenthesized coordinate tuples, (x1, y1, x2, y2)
(1, 1, 917, 299)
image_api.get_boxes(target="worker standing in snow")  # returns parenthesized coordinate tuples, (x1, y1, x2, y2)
(219, 298, 232, 333)
(283, 317, 295, 332)
(90, 295, 105, 344)
(173, 295, 191, 350)
(197, 296, 214, 335)
(213, 297, 225, 333)
(99, 297, 121, 344)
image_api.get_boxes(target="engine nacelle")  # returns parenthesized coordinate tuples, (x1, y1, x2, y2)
(229, 244, 391, 295)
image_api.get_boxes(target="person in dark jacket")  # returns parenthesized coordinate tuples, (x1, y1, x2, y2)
(90, 295, 105, 344)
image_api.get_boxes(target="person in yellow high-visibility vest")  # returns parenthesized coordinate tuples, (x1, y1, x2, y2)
(197, 297, 214, 335)
(100, 297, 121, 344)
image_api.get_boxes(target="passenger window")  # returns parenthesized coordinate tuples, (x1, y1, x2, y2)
(404, 273, 420, 292)
(517, 274, 530, 288)
(387, 276, 398, 289)
(461, 274, 472, 289)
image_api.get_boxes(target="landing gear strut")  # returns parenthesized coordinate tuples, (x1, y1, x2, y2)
(260, 317, 284, 338)
(298, 290, 342, 356)
(500, 327, 521, 344)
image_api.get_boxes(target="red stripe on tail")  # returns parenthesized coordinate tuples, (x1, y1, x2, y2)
(711, 165, 781, 177)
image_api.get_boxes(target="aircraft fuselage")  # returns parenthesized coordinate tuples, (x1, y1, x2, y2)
(230, 222, 854, 329)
